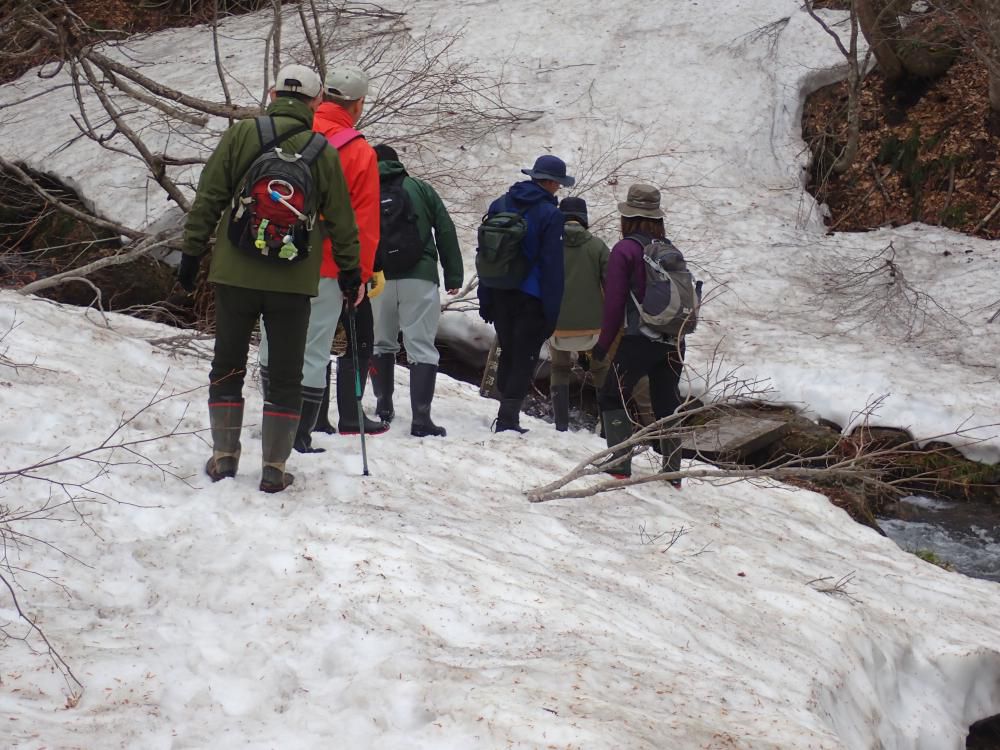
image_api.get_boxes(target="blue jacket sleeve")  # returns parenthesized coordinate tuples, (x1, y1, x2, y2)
(538, 208, 565, 327)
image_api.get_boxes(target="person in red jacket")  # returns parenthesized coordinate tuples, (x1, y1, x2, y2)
(259, 64, 387, 452)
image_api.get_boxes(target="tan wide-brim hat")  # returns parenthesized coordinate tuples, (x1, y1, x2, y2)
(618, 183, 664, 219)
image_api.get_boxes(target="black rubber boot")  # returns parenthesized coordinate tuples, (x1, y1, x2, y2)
(206, 397, 243, 481)
(294, 385, 326, 454)
(551, 384, 570, 432)
(410, 363, 446, 437)
(661, 436, 683, 489)
(313, 362, 336, 434)
(370, 353, 396, 423)
(260, 403, 299, 493)
(336, 356, 388, 435)
(600, 409, 633, 478)
(494, 398, 528, 434)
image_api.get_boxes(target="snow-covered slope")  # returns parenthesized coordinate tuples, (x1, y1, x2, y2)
(2, 290, 1000, 749)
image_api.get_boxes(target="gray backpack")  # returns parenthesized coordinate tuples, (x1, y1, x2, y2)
(627, 234, 701, 341)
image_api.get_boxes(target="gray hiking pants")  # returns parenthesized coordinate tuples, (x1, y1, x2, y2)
(372, 278, 441, 366)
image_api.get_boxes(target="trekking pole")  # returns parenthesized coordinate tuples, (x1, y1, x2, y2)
(345, 297, 370, 476)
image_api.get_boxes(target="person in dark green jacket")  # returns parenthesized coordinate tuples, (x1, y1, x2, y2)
(548, 197, 610, 431)
(178, 63, 361, 493)
(368, 144, 464, 437)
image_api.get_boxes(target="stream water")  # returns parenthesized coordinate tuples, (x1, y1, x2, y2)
(879, 496, 1000, 583)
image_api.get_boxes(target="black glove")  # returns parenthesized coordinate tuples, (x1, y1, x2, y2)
(337, 266, 362, 302)
(578, 352, 591, 372)
(177, 253, 202, 293)
(591, 343, 607, 362)
(479, 303, 494, 325)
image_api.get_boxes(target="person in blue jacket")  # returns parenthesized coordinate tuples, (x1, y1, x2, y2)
(478, 155, 570, 433)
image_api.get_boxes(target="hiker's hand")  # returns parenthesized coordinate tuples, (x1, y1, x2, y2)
(353, 285, 365, 308)
(591, 343, 607, 362)
(578, 352, 591, 371)
(176, 253, 201, 293)
(338, 267, 362, 303)
(446, 288, 460, 296)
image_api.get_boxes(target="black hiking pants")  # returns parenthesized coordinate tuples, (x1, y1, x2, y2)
(599, 335, 685, 421)
(210, 283, 311, 409)
(492, 288, 549, 402)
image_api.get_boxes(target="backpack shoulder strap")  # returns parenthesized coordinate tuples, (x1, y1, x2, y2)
(326, 127, 363, 150)
(255, 116, 276, 149)
(254, 116, 310, 152)
(299, 132, 328, 166)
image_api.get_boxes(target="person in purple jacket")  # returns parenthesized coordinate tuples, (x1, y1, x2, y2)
(590, 183, 685, 484)
(478, 155, 570, 433)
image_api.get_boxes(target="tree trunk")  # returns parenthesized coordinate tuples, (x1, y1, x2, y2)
(855, 0, 906, 82)
(983, 0, 1000, 111)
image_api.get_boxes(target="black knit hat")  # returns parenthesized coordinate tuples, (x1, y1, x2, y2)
(373, 143, 399, 162)
(558, 196, 588, 228)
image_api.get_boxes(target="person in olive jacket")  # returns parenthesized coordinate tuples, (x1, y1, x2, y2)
(178, 63, 361, 494)
(369, 144, 464, 437)
(547, 196, 610, 432)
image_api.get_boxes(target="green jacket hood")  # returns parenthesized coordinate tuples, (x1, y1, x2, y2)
(265, 96, 316, 126)
(564, 222, 592, 247)
(377, 160, 407, 178)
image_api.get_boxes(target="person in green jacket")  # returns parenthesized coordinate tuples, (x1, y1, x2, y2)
(548, 197, 611, 432)
(368, 144, 464, 437)
(178, 63, 361, 493)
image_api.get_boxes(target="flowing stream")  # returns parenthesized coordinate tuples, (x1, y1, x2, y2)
(879, 496, 1000, 583)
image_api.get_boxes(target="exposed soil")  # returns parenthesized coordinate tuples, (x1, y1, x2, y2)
(802, 11, 1000, 240)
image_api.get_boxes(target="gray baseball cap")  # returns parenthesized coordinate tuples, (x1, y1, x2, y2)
(324, 65, 369, 101)
(274, 63, 322, 98)
(618, 183, 664, 219)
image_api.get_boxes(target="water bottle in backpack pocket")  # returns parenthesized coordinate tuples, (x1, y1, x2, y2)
(628, 235, 702, 341)
(475, 208, 530, 289)
(227, 117, 326, 264)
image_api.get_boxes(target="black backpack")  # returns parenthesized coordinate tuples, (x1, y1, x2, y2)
(375, 173, 424, 274)
(475, 202, 529, 289)
(227, 117, 327, 264)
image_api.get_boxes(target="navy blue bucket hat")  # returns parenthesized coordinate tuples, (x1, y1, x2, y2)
(521, 155, 575, 187)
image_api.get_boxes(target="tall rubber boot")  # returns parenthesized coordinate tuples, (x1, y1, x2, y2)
(313, 362, 336, 434)
(551, 384, 570, 432)
(410, 363, 446, 437)
(336, 356, 389, 435)
(600, 409, 633, 478)
(494, 398, 528, 434)
(260, 402, 299, 493)
(370, 353, 396, 423)
(661, 436, 683, 489)
(294, 385, 326, 454)
(206, 397, 243, 481)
